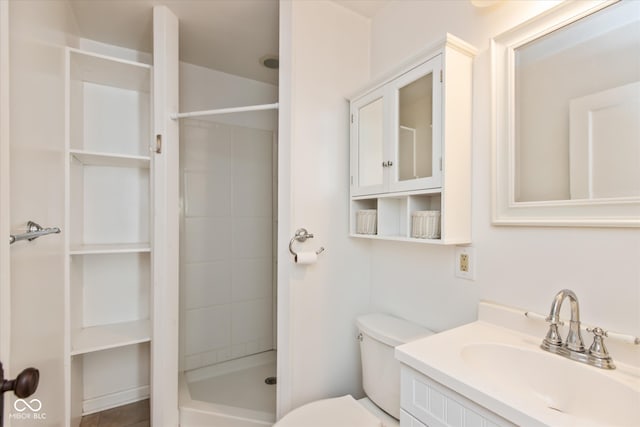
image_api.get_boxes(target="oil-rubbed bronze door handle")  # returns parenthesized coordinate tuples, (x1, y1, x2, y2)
(1, 362, 40, 427)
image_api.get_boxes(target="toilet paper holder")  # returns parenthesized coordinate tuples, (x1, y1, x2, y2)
(289, 228, 325, 257)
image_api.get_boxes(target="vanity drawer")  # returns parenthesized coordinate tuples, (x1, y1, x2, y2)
(400, 366, 514, 427)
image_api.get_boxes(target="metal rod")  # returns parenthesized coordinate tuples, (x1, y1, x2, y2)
(9, 221, 61, 245)
(170, 102, 279, 120)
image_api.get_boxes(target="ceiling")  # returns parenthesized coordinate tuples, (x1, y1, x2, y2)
(69, 0, 280, 85)
(69, 0, 388, 86)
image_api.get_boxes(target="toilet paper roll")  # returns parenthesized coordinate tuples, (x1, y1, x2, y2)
(295, 251, 318, 264)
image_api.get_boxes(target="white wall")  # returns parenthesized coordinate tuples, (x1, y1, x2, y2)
(278, 0, 372, 415)
(8, 0, 78, 425)
(180, 62, 278, 131)
(368, 1, 640, 336)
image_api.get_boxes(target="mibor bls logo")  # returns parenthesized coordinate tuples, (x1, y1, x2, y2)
(10, 398, 46, 421)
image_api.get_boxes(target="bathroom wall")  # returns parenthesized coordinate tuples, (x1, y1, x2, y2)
(278, 0, 371, 415)
(8, 0, 79, 424)
(178, 64, 278, 372)
(367, 1, 640, 335)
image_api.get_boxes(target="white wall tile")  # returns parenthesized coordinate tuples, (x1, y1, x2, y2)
(232, 218, 272, 259)
(217, 347, 232, 363)
(184, 354, 202, 371)
(202, 350, 218, 366)
(232, 127, 273, 217)
(184, 171, 231, 218)
(181, 122, 231, 172)
(232, 343, 247, 359)
(232, 257, 272, 302)
(184, 261, 232, 310)
(180, 113, 275, 370)
(184, 217, 232, 263)
(185, 305, 231, 356)
(231, 298, 273, 345)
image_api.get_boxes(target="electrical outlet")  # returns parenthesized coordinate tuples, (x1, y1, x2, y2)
(459, 254, 469, 272)
(455, 246, 475, 280)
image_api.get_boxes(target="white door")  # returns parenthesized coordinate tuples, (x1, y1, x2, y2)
(152, 6, 180, 426)
(1, 1, 67, 425)
(569, 81, 640, 200)
(1, 1, 11, 423)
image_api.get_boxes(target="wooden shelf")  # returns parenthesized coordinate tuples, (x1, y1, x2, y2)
(69, 48, 151, 92)
(70, 243, 150, 255)
(70, 319, 151, 356)
(70, 150, 150, 168)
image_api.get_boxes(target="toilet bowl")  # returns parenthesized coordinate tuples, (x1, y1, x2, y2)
(274, 313, 433, 427)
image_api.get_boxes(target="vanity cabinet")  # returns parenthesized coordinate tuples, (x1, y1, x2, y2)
(349, 34, 476, 244)
(400, 366, 515, 427)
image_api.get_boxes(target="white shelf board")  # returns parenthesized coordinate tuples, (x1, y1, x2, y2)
(350, 233, 446, 245)
(69, 48, 151, 92)
(70, 243, 151, 255)
(351, 188, 442, 201)
(70, 319, 151, 356)
(70, 150, 150, 168)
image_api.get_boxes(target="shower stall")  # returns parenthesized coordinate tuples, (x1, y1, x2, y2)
(177, 107, 278, 426)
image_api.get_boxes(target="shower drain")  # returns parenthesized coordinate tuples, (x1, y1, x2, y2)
(265, 376, 277, 385)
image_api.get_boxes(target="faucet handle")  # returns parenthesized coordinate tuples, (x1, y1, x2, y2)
(587, 327, 611, 359)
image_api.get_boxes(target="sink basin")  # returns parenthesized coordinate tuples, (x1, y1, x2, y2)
(395, 319, 640, 427)
(461, 343, 639, 427)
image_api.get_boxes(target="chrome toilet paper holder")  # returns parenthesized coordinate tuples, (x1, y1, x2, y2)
(289, 228, 325, 257)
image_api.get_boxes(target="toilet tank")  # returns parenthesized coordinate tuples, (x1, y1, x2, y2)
(356, 313, 433, 419)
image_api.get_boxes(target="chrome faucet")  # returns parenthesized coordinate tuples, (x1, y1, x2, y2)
(542, 289, 585, 352)
(541, 289, 615, 369)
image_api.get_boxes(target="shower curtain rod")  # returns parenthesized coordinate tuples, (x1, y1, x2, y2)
(170, 102, 279, 120)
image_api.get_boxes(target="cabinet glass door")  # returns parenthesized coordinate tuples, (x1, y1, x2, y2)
(390, 56, 442, 192)
(352, 89, 386, 196)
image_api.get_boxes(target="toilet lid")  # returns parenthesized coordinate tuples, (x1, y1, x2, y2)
(274, 395, 383, 427)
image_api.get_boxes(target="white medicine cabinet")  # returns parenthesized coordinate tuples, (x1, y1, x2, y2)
(350, 34, 476, 244)
(351, 56, 442, 196)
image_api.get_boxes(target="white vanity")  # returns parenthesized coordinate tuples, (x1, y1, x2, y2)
(395, 302, 640, 427)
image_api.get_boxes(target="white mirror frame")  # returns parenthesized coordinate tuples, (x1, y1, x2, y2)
(491, 0, 640, 227)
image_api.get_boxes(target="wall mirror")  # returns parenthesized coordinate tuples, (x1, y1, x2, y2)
(492, 0, 640, 227)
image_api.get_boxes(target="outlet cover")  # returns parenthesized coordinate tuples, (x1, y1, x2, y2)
(455, 246, 475, 280)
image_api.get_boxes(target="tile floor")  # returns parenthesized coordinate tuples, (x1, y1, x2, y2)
(79, 399, 149, 427)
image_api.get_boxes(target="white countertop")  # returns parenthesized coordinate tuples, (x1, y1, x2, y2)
(395, 302, 640, 427)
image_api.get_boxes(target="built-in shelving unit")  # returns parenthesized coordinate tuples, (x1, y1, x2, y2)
(65, 47, 152, 424)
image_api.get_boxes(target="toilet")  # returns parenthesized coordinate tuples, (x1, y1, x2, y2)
(274, 313, 434, 427)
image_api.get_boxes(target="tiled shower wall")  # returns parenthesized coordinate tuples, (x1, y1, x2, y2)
(180, 119, 275, 371)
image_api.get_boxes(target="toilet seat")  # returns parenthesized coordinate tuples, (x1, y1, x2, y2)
(274, 395, 383, 427)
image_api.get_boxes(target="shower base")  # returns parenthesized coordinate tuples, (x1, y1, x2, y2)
(179, 350, 276, 427)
